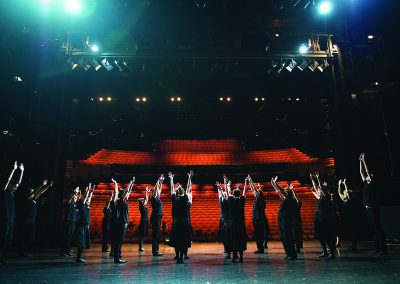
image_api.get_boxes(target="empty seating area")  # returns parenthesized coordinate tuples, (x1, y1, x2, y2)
(80, 148, 318, 166)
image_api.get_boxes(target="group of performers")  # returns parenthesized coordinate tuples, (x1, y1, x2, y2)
(1, 153, 389, 265)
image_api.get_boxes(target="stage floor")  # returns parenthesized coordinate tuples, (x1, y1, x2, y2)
(1, 241, 399, 283)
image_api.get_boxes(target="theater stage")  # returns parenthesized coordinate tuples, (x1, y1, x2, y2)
(0, 241, 398, 283)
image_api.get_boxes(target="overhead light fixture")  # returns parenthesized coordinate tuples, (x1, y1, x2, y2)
(91, 59, 101, 71)
(79, 59, 91, 71)
(318, 1, 333, 15)
(267, 60, 278, 74)
(318, 59, 329, 72)
(136, 98, 140, 102)
(261, 98, 265, 101)
(177, 97, 181, 101)
(226, 97, 231, 102)
(101, 58, 113, 71)
(308, 60, 319, 72)
(142, 97, 147, 102)
(275, 33, 280, 37)
(255, 97, 259, 102)
(297, 60, 308, 71)
(286, 59, 298, 72)
(107, 97, 112, 102)
(91, 44, 99, 52)
(171, 97, 175, 102)
(219, 97, 224, 101)
(99, 97, 104, 102)
(114, 59, 124, 72)
(368, 35, 374, 40)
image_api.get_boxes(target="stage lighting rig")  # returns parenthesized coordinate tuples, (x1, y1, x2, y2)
(308, 60, 319, 72)
(297, 60, 308, 71)
(317, 59, 329, 72)
(286, 59, 298, 72)
(101, 58, 113, 71)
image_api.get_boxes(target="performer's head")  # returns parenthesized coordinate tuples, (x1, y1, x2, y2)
(233, 188, 240, 198)
(176, 186, 184, 197)
(287, 189, 294, 199)
(138, 198, 144, 206)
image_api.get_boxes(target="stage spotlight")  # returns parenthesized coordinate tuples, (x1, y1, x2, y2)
(79, 59, 91, 71)
(114, 60, 124, 72)
(317, 59, 329, 72)
(65, 0, 83, 15)
(171, 97, 175, 102)
(368, 35, 374, 40)
(374, 82, 379, 86)
(99, 97, 104, 102)
(275, 33, 280, 37)
(297, 60, 308, 71)
(91, 44, 99, 52)
(267, 60, 278, 74)
(288, 98, 292, 101)
(70, 61, 78, 70)
(277, 61, 286, 74)
(299, 44, 309, 54)
(286, 59, 298, 72)
(261, 98, 265, 101)
(219, 97, 224, 101)
(255, 97, 259, 102)
(142, 97, 147, 102)
(226, 97, 231, 102)
(136, 98, 140, 102)
(308, 60, 319, 72)
(177, 97, 181, 101)
(101, 58, 113, 71)
(296, 98, 300, 101)
(318, 1, 332, 15)
(107, 97, 112, 102)
(92, 60, 101, 71)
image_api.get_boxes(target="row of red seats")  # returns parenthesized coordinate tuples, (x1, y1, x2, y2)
(81, 148, 318, 165)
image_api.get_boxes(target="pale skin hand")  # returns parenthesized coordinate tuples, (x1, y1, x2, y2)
(271, 176, 286, 200)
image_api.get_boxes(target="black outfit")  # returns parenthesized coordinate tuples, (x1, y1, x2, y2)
(1, 190, 16, 261)
(76, 201, 91, 261)
(314, 195, 336, 255)
(60, 201, 78, 256)
(138, 204, 149, 247)
(227, 196, 247, 262)
(169, 194, 191, 263)
(252, 193, 270, 252)
(102, 206, 111, 252)
(220, 198, 231, 255)
(21, 199, 38, 254)
(150, 196, 163, 255)
(363, 181, 388, 253)
(340, 192, 362, 249)
(293, 200, 303, 250)
(109, 201, 117, 256)
(278, 197, 297, 259)
(114, 199, 129, 262)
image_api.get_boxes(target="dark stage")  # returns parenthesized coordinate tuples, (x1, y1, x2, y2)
(1, 241, 399, 283)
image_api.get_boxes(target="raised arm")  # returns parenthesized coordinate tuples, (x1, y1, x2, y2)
(216, 181, 222, 199)
(4, 161, 18, 191)
(107, 191, 114, 209)
(271, 176, 286, 200)
(247, 175, 259, 198)
(144, 187, 151, 205)
(186, 171, 193, 194)
(34, 180, 53, 200)
(17, 163, 24, 186)
(242, 177, 248, 197)
(111, 178, 119, 203)
(309, 174, 321, 199)
(87, 185, 95, 204)
(168, 172, 175, 195)
(154, 174, 164, 198)
(123, 178, 135, 201)
(337, 179, 346, 201)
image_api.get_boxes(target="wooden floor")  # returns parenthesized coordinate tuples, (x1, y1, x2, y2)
(0, 241, 399, 283)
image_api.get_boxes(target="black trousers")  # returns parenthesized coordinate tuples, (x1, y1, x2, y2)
(21, 217, 36, 254)
(102, 222, 110, 252)
(1, 219, 15, 260)
(60, 221, 75, 255)
(365, 207, 388, 253)
(151, 216, 161, 255)
(293, 217, 303, 249)
(113, 223, 127, 261)
(253, 219, 266, 251)
(278, 215, 296, 258)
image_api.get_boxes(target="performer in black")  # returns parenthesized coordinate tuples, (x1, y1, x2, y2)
(102, 191, 113, 253)
(168, 171, 192, 264)
(75, 184, 94, 263)
(227, 177, 247, 263)
(21, 179, 53, 256)
(138, 187, 151, 252)
(359, 153, 388, 255)
(248, 175, 270, 254)
(150, 174, 164, 256)
(216, 179, 231, 258)
(60, 187, 79, 257)
(338, 178, 362, 251)
(310, 173, 336, 259)
(292, 188, 303, 252)
(184, 171, 193, 260)
(271, 176, 298, 260)
(1, 161, 24, 264)
(111, 178, 134, 263)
